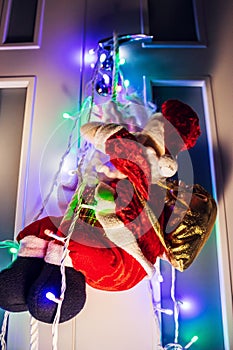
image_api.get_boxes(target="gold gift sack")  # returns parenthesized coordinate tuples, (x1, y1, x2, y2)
(145, 180, 217, 272)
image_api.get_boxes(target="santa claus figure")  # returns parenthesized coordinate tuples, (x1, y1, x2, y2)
(0, 99, 217, 324)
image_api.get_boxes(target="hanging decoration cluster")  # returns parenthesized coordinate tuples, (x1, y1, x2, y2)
(0, 33, 217, 350)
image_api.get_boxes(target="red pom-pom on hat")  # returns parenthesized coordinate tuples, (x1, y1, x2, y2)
(162, 99, 201, 154)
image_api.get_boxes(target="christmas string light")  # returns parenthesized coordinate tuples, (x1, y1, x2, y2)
(44, 230, 66, 243)
(0, 311, 9, 350)
(0, 241, 20, 348)
(111, 31, 120, 102)
(147, 272, 164, 350)
(124, 79, 130, 88)
(32, 114, 79, 222)
(0, 240, 20, 254)
(50, 181, 87, 350)
(34, 95, 94, 222)
(62, 112, 76, 120)
(148, 270, 198, 350)
(93, 33, 153, 98)
(119, 57, 126, 65)
(30, 316, 39, 350)
(156, 307, 173, 316)
(162, 265, 199, 349)
(146, 254, 200, 350)
(46, 132, 92, 349)
(46, 292, 61, 304)
(98, 33, 153, 50)
(147, 266, 184, 350)
(184, 336, 199, 349)
(163, 336, 199, 350)
(171, 266, 179, 344)
(164, 343, 183, 350)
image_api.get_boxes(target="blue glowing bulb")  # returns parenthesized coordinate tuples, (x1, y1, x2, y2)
(46, 292, 56, 302)
(96, 76, 112, 96)
(180, 300, 192, 311)
(103, 73, 110, 84)
(100, 53, 107, 63)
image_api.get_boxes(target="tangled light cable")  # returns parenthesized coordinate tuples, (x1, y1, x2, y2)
(171, 266, 179, 344)
(30, 316, 39, 350)
(0, 241, 19, 349)
(50, 180, 87, 350)
(163, 266, 199, 350)
(0, 311, 10, 350)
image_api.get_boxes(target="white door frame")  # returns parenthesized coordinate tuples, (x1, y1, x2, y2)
(144, 75, 233, 350)
(0, 76, 36, 234)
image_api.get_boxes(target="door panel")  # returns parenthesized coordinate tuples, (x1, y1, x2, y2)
(0, 86, 26, 331)
(150, 82, 224, 348)
(0, 0, 231, 349)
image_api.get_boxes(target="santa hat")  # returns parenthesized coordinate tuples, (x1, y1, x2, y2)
(161, 99, 201, 154)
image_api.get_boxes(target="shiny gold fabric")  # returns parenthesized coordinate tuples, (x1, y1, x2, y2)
(141, 180, 217, 271)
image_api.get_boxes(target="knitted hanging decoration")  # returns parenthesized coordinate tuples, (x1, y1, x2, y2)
(0, 97, 216, 319)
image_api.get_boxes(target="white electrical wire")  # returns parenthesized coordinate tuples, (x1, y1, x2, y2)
(147, 272, 165, 350)
(0, 311, 10, 350)
(51, 182, 86, 350)
(171, 266, 179, 344)
(30, 316, 39, 350)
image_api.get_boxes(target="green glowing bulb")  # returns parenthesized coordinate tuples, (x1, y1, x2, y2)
(9, 247, 18, 254)
(124, 79, 130, 88)
(119, 57, 126, 65)
(184, 335, 199, 349)
(98, 188, 114, 202)
(191, 336, 198, 343)
(63, 112, 70, 119)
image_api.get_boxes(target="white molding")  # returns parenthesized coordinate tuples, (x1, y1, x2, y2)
(0, 76, 36, 348)
(202, 77, 233, 350)
(0, 76, 37, 233)
(144, 75, 233, 350)
(0, 0, 45, 50)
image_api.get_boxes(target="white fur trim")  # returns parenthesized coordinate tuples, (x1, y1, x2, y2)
(96, 211, 155, 277)
(44, 241, 73, 267)
(18, 236, 49, 258)
(80, 122, 102, 143)
(141, 114, 165, 156)
(96, 164, 127, 179)
(95, 183, 155, 277)
(94, 124, 123, 152)
(145, 147, 161, 184)
(158, 155, 178, 177)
